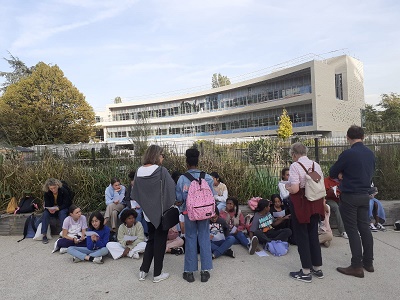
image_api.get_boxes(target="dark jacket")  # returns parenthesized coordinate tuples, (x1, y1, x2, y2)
(43, 186, 72, 211)
(329, 142, 375, 194)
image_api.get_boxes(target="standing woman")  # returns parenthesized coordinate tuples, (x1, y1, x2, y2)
(104, 178, 126, 234)
(132, 145, 176, 283)
(176, 148, 215, 283)
(41, 178, 72, 244)
(285, 142, 325, 283)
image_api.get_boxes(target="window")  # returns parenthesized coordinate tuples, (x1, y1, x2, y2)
(335, 74, 343, 100)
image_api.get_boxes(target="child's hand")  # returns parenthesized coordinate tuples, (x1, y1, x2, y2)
(284, 214, 291, 220)
(91, 235, 99, 242)
(126, 240, 133, 245)
(122, 247, 130, 257)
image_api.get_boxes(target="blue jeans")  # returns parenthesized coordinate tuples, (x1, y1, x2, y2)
(216, 201, 226, 211)
(67, 246, 109, 261)
(184, 214, 212, 272)
(211, 236, 235, 258)
(41, 208, 68, 234)
(231, 231, 249, 248)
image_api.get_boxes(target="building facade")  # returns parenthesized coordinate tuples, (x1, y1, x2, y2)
(96, 55, 364, 145)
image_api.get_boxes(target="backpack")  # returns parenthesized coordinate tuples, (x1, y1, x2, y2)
(17, 213, 39, 242)
(266, 240, 289, 256)
(6, 197, 18, 214)
(61, 180, 75, 201)
(297, 162, 326, 201)
(183, 172, 215, 221)
(248, 197, 262, 211)
(16, 196, 40, 214)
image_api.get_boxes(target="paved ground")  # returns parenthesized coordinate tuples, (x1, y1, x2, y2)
(1, 229, 400, 300)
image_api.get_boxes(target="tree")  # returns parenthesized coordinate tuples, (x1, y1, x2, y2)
(0, 52, 34, 93)
(114, 96, 122, 104)
(378, 93, 400, 132)
(363, 104, 382, 133)
(277, 109, 293, 139)
(0, 62, 95, 146)
(211, 73, 231, 88)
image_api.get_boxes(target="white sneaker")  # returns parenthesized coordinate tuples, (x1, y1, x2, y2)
(52, 239, 61, 253)
(73, 257, 82, 263)
(92, 256, 103, 264)
(341, 232, 348, 239)
(153, 272, 169, 283)
(248, 236, 259, 255)
(132, 252, 140, 259)
(59, 247, 68, 254)
(370, 223, 378, 232)
(139, 271, 148, 281)
(376, 223, 386, 231)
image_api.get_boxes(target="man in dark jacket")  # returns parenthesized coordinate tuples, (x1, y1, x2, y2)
(330, 125, 375, 278)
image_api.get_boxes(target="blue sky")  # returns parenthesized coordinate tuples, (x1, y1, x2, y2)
(0, 0, 399, 112)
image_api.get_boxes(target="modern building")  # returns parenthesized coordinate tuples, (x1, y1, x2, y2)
(96, 54, 364, 146)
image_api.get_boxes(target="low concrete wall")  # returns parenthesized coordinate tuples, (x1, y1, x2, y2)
(1, 200, 399, 236)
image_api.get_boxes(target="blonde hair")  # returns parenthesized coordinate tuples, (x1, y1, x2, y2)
(142, 144, 163, 165)
(42, 178, 62, 192)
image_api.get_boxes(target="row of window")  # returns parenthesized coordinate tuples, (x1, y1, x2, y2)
(109, 70, 312, 121)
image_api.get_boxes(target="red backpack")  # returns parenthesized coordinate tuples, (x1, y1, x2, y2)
(184, 172, 215, 221)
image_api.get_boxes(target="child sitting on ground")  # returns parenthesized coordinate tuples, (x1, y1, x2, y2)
(319, 201, 333, 247)
(165, 225, 184, 255)
(210, 207, 235, 259)
(67, 211, 110, 263)
(53, 205, 87, 253)
(369, 187, 386, 231)
(249, 199, 292, 245)
(106, 209, 146, 259)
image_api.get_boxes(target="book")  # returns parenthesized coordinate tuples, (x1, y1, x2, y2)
(123, 235, 137, 241)
(85, 231, 99, 237)
(272, 210, 286, 218)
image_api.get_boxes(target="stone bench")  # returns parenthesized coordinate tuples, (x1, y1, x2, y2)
(1, 200, 400, 236)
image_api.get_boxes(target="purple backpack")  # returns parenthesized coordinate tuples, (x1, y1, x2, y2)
(184, 172, 215, 221)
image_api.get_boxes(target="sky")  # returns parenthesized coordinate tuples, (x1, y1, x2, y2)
(0, 0, 399, 113)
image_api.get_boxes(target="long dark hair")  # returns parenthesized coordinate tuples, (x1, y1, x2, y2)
(226, 197, 239, 218)
(88, 211, 105, 231)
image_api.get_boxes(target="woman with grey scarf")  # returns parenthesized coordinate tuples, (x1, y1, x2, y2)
(132, 145, 176, 283)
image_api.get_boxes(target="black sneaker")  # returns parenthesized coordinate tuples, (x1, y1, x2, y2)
(310, 268, 324, 279)
(171, 247, 184, 255)
(42, 235, 49, 244)
(183, 272, 195, 283)
(200, 271, 210, 282)
(248, 236, 259, 255)
(289, 269, 312, 283)
(224, 248, 235, 258)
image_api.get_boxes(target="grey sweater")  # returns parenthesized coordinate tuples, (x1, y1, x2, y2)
(132, 165, 176, 229)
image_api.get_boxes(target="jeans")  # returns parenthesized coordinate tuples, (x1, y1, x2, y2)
(67, 246, 109, 261)
(41, 208, 68, 235)
(216, 201, 226, 211)
(231, 231, 249, 248)
(184, 214, 212, 272)
(254, 228, 292, 244)
(326, 199, 345, 234)
(140, 222, 168, 277)
(340, 193, 374, 267)
(211, 236, 235, 258)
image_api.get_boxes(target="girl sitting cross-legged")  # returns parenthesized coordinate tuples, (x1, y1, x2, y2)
(67, 211, 110, 264)
(106, 209, 146, 259)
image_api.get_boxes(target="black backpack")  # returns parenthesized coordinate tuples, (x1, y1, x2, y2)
(17, 213, 39, 242)
(16, 196, 40, 214)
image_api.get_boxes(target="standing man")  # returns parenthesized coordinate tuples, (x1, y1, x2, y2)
(330, 125, 375, 278)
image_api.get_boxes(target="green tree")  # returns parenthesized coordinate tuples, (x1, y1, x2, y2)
(379, 93, 400, 132)
(114, 96, 122, 104)
(0, 52, 34, 93)
(277, 108, 293, 139)
(363, 104, 382, 133)
(211, 73, 231, 88)
(0, 62, 95, 146)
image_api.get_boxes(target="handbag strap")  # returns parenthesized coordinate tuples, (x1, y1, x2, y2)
(297, 161, 315, 173)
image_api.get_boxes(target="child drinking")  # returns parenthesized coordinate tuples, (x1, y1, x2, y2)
(106, 209, 146, 259)
(67, 211, 110, 263)
(53, 205, 87, 253)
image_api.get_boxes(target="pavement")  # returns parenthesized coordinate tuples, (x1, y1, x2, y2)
(1, 229, 400, 300)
